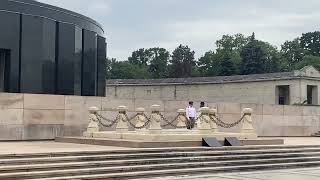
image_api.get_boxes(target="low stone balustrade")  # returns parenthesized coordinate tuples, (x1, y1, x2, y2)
(83, 104, 257, 140)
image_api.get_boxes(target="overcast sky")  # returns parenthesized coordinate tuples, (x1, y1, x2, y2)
(38, 0, 319, 60)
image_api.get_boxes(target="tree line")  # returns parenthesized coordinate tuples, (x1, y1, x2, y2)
(106, 31, 320, 79)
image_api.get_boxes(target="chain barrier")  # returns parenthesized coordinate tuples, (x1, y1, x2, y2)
(125, 113, 151, 129)
(94, 111, 206, 129)
(209, 114, 246, 128)
(159, 113, 188, 128)
(96, 113, 120, 128)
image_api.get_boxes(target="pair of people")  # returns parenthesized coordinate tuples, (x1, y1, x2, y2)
(186, 101, 206, 129)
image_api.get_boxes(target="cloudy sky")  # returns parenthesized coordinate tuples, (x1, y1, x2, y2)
(38, 0, 319, 60)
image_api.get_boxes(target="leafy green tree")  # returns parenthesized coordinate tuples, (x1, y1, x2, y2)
(295, 55, 320, 70)
(280, 38, 306, 70)
(109, 60, 150, 79)
(258, 41, 281, 73)
(148, 48, 170, 78)
(128, 48, 152, 66)
(240, 33, 266, 75)
(300, 31, 320, 56)
(216, 33, 249, 52)
(197, 51, 218, 76)
(218, 53, 237, 76)
(169, 44, 196, 78)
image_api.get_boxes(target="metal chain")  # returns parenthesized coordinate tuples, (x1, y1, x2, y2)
(96, 114, 119, 128)
(125, 113, 151, 129)
(209, 114, 245, 128)
(196, 113, 203, 121)
(159, 113, 187, 128)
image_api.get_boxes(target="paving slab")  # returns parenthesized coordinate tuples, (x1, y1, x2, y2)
(0, 141, 131, 154)
(143, 167, 320, 180)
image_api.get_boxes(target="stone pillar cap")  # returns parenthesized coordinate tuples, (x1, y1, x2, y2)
(89, 106, 99, 113)
(242, 108, 253, 114)
(117, 106, 128, 111)
(136, 107, 145, 112)
(209, 108, 217, 114)
(200, 107, 210, 113)
(151, 104, 161, 111)
(177, 109, 186, 113)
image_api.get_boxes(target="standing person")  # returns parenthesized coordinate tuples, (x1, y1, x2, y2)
(186, 101, 197, 129)
(200, 102, 205, 108)
(196, 102, 206, 128)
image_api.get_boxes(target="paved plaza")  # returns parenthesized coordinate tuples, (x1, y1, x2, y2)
(0, 137, 319, 179)
(0, 137, 319, 154)
(145, 167, 320, 180)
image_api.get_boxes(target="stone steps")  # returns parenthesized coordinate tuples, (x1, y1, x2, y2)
(0, 145, 320, 179)
(31, 161, 320, 180)
(1, 152, 320, 173)
(1, 145, 320, 159)
(1, 147, 320, 166)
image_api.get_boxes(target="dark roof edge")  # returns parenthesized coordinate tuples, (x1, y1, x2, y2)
(106, 76, 320, 86)
(8, 0, 104, 33)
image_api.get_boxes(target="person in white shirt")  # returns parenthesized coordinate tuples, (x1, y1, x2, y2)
(186, 101, 197, 129)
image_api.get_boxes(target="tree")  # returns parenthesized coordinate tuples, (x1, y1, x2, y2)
(258, 41, 281, 73)
(128, 48, 152, 66)
(295, 55, 320, 70)
(240, 33, 266, 75)
(215, 34, 249, 74)
(169, 44, 196, 78)
(197, 51, 218, 76)
(300, 31, 320, 56)
(148, 48, 170, 78)
(109, 60, 150, 79)
(216, 33, 249, 52)
(218, 53, 236, 76)
(280, 38, 306, 70)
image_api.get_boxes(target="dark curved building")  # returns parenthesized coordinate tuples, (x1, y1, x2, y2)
(0, 0, 106, 96)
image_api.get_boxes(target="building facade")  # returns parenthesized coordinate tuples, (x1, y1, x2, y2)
(106, 66, 320, 106)
(0, 0, 106, 96)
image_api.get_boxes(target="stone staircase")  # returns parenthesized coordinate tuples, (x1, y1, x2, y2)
(1, 145, 320, 179)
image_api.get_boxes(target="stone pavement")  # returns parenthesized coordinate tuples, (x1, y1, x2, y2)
(0, 137, 319, 154)
(0, 141, 129, 154)
(144, 167, 320, 180)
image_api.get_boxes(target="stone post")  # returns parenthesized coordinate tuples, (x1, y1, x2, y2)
(149, 105, 162, 134)
(116, 106, 129, 133)
(176, 109, 188, 129)
(135, 107, 148, 131)
(83, 106, 100, 137)
(240, 108, 256, 134)
(209, 108, 219, 133)
(198, 107, 212, 134)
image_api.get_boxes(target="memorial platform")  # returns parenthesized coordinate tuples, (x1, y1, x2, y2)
(56, 136, 284, 148)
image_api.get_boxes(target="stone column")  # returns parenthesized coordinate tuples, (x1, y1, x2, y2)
(116, 106, 129, 133)
(135, 107, 148, 131)
(83, 106, 100, 137)
(240, 108, 256, 134)
(149, 105, 162, 134)
(176, 109, 188, 129)
(198, 107, 212, 134)
(209, 108, 219, 133)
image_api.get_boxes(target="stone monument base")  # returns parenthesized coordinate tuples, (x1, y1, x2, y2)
(56, 136, 284, 148)
(56, 129, 284, 148)
(85, 129, 258, 141)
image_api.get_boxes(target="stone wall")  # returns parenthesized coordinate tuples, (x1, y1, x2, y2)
(0, 93, 319, 140)
(106, 79, 320, 105)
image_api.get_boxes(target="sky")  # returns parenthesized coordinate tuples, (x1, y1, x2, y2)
(38, 0, 320, 60)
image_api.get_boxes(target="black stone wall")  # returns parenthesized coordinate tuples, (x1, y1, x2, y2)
(0, 0, 106, 96)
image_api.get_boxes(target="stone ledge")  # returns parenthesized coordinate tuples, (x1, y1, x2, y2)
(56, 137, 284, 148)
